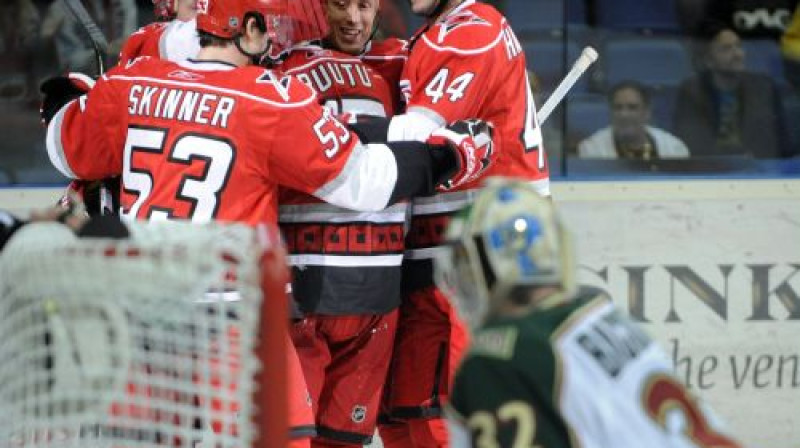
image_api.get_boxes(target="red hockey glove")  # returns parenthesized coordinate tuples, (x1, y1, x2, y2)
(39, 72, 96, 126)
(427, 119, 495, 190)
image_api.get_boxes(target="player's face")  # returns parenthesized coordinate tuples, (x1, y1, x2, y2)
(708, 29, 745, 74)
(325, 0, 379, 55)
(610, 87, 649, 138)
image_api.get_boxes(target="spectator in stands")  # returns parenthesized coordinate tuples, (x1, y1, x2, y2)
(578, 81, 690, 160)
(0, 0, 39, 56)
(40, 0, 138, 74)
(782, 4, 800, 89)
(0, 0, 40, 101)
(700, 0, 798, 40)
(674, 25, 790, 158)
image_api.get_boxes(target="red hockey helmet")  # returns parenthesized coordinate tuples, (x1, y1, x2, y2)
(196, 0, 288, 40)
(288, 0, 329, 43)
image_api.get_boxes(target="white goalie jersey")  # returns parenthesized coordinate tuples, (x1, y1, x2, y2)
(448, 290, 744, 448)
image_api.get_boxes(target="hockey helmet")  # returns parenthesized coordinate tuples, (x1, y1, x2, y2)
(435, 177, 576, 329)
(196, 0, 292, 47)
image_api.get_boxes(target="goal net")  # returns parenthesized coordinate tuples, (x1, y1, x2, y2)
(0, 220, 287, 448)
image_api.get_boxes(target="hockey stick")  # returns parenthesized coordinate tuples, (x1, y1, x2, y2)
(61, 0, 117, 215)
(536, 46, 599, 125)
(62, 0, 110, 76)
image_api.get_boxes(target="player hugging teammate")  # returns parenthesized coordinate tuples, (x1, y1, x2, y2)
(38, 0, 543, 446)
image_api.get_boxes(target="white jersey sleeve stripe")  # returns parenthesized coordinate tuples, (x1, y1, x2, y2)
(313, 141, 398, 212)
(46, 102, 78, 179)
(287, 254, 403, 267)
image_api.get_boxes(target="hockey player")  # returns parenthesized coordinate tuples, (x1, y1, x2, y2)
(39, 0, 493, 445)
(437, 178, 745, 448)
(275, 0, 409, 445)
(40, 0, 493, 225)
(117, 0, 201, 66)
(61, 0, 202, 217)
(375, 1, 549, 446)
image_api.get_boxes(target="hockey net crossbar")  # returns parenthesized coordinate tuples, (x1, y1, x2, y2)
(0, 221, 286, 448)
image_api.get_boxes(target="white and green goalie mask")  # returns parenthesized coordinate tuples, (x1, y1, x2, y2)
(434, 178, 576, 329)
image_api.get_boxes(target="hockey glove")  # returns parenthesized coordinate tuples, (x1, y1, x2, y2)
(39, 72, 96, 126)
(427, 119, 495, 190)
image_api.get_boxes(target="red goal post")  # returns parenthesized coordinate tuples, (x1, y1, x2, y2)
(0, 220, 287, 448)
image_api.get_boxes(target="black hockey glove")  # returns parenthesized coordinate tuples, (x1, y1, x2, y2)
(39, 73, 96, 126)
(426, 119, 495, 190)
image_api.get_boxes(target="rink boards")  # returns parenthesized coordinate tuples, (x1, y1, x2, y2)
(3, 179, 800, 448)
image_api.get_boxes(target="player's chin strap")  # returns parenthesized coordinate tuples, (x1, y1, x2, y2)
(235, 14, 273, 64)
(235, 35, 273, 65)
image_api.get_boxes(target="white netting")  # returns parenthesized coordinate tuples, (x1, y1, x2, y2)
(0, 221, 269, 448)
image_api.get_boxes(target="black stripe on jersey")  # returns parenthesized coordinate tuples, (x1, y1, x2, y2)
(316, 425, 373, 444)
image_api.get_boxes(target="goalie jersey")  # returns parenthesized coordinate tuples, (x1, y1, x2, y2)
(398, 0, 549, 286)
(449, 288, 744, 448)
(277, 42, 406, 314)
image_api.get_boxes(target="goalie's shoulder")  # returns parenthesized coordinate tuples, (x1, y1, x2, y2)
(419, 2, 505, 54)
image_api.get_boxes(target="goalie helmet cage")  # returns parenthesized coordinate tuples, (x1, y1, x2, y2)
(0, 221, 287, 448)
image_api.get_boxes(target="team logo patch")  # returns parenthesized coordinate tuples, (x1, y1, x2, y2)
(436, 11, 491, 44)
(196, 0, 208, 14)
(351, 405, 367, 423)
(168, 70, 204, 81)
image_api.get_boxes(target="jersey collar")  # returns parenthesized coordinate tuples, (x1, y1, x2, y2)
(180, 59, 238, 71)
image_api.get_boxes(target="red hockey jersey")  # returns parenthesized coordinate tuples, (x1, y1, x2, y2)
(398, 0, 550, 281)
(118, 19, 200, 66)
(280, 42, 397, 117)
(46, 57, 410, 226)
(277, 42, 407, 314)
(361, 38, 408, 112)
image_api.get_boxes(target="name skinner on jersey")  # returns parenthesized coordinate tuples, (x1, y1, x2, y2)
(128, 84, 235, 128)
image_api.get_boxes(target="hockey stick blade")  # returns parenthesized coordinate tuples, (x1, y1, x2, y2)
(62, 0, 110, 75)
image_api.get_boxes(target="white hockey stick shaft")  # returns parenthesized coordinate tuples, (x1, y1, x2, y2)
(536, 46, 599, 125)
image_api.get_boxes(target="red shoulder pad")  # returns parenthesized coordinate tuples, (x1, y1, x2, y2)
(245, 67, 319, 106)
(420, 5, 503, 53)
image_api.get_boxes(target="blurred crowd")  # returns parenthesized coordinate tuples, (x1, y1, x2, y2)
(0, 0, 798, 184)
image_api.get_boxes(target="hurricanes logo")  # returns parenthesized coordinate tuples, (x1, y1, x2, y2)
(436, 11, 491, 44)
(351, 405, 367, 423)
